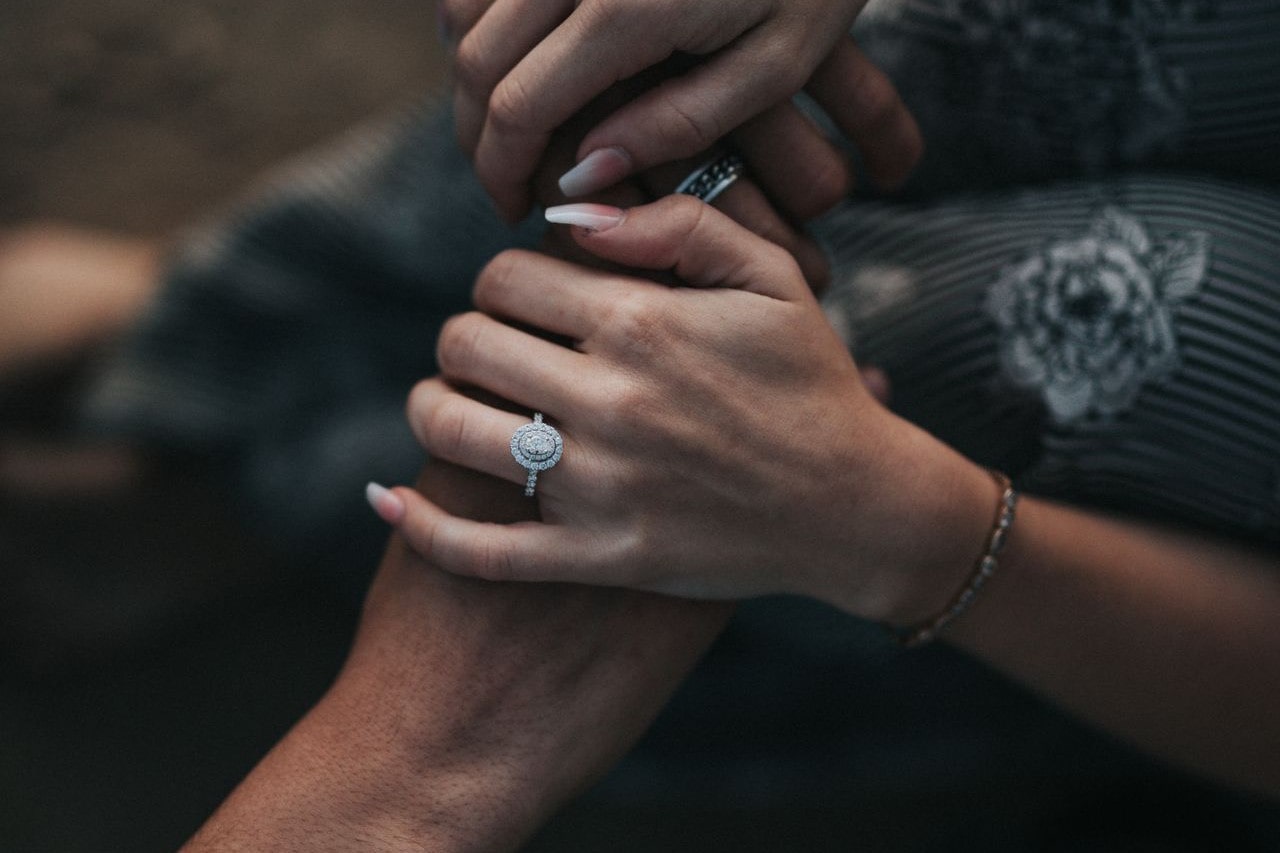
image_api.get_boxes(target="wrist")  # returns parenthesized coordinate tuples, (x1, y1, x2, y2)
(811, 415, 996, 627)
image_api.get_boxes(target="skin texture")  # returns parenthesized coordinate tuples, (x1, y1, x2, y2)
(394, 196, 995, 621)
(182, 85, 901, 851)
(179, 46, 923, 842)
(183, 461, 731, 852)
(440, 0, 923, 220)
(389, 197, 1280, 798)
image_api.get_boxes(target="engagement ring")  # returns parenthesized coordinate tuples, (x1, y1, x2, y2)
(510, 412, 563, 497)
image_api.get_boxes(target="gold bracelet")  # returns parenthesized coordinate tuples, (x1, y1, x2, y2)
(890, 470, 1018, 648)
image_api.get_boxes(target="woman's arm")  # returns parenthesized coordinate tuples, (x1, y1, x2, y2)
(944, 495, 1280, 796)
(384, 195, 1280, 797)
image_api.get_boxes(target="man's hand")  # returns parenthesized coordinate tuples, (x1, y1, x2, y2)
(185, 459, 730, 851)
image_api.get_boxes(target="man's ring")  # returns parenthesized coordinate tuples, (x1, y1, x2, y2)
(674, 153, 744, 204)
(510, 412, 563, 497)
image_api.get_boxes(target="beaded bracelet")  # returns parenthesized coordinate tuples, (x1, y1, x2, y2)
(890, 470, 1019, 648)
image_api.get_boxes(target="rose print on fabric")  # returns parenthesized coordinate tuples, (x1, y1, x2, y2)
(985, 207, 1209, 423)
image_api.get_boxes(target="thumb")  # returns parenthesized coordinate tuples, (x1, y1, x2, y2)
(545, 196, 808, 302)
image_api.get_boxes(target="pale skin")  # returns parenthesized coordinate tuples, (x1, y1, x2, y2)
(181, 112, 858, 852)
(378, 195, 1280, 798)
(440, 0, 923, 220)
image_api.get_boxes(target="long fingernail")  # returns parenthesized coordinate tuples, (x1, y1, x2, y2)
(558, 147, 632, 197)
(545, 203, 626, 232)
(366, 481, 405, 524)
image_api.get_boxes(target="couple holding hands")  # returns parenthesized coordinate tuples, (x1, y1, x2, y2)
(175, 0, 1280, 848)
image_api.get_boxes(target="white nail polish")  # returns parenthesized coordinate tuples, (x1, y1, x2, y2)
(557, 147, 632, 197)
(545, 203, 626, 232)
(365, 481, 405, 524)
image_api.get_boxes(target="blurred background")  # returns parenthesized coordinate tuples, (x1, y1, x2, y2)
(0, 2, 437, 849)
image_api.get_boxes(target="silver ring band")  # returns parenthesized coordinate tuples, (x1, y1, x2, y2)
(510, 412, 563, 497)
(674, 153, 744, 204)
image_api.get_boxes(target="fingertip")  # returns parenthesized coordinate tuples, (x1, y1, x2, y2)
(868, 122, 924, 193)
(366, 481, 406, 525)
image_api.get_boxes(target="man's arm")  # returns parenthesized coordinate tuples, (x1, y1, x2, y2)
(183, 460, 730, 851)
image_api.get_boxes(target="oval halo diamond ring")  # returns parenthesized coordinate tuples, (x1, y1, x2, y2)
(510, 412, 563, 497)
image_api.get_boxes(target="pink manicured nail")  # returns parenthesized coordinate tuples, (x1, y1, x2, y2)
(557, 147, 632, 197)
(545, 203, 626, 232)
(366, 481, 405, 525)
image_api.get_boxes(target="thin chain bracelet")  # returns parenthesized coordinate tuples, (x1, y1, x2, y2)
(889, 470, 1019, 648)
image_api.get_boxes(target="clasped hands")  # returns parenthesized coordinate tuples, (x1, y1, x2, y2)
(214, 6, 976, 848)
(371, 0, 977, 621)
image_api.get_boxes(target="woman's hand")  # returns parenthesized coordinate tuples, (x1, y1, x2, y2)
(384, 196, 991, 624)
(441, 0, 922, 221)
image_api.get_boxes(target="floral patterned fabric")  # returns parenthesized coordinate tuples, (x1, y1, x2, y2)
(818, 176, 1280, 543)
(79, 5, 1280, 825)
(853, 0, 1280, 192)
(985, 206, 1209, 424)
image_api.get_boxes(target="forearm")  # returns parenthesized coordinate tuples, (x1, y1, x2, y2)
(943, 494, 1280, 795)
(187, 460, 730, 851)
(181, 683, 498, 853)
(182, 546, 558, 853)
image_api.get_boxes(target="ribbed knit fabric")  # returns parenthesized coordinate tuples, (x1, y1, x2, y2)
(818, 174, 1280, 544)
(76, 5, 1280, 825)
(854, 0, 1280, 193)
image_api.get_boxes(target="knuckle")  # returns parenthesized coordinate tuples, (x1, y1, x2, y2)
(848, 64, 902, 128)
(405, 379, 438, 444)
(422, 394, 470, 461)
(473, 249, 530, 309)
(487, 74, 537, 136)
(667, 191, 710, 225)
(436, 312, 488, 376)
(403, 505, 440, 564)
(471, 537, 516, 582)
(575, 0, 634, 38)
(593, 376, 651, 432)
(789, 156, 851, 219)
(606, 292, 669, 356)
(759, 41, 807, 94)
(452, 35, 493, 95)
(654, 89, 723, 154)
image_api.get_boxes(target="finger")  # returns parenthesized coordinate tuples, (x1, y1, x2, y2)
(474, 249, 635, 340)
(452, 0, 575, 155)
(440, 0, 495, 39)
(472, 3, 759, 220)
(639, 162, 830, 293)
(733, 101, 852, 221)
(387, 485, 592, 584)
(436, 311, 593, 412)
(807, 37, 923, 192)
(548, 195, 808, 302)
(569, 26, 816, 192)
(407, 377, 581, 491)
(859, 366, 892, 405)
